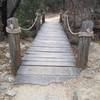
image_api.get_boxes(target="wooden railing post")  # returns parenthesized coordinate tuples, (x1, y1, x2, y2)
(6, 17, 21, 73)
(77, 33, 92, 68)
(77, 20, 94, 68)
(35, 12, 41, 31)
(38, 13, 41, 28)
(42, 11, 45, 24)
(60, 11, 63, 23)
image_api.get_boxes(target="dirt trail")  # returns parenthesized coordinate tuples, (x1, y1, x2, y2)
(11, 41, 100, 100)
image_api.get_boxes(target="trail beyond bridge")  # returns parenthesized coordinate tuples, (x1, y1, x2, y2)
(15, 16, 80, 85)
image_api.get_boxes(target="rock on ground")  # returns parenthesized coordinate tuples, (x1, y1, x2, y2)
(0, 38, 32, 100)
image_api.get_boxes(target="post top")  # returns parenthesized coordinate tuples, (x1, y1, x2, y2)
(6, 17, 21, 34)
(7, 17, 19, 28)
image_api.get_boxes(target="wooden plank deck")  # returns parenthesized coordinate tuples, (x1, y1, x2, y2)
(16, 20, 80, 85)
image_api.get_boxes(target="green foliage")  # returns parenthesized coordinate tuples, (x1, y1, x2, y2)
(15, 0, 43, 38)
(15, 0, 82, 38)
(16, 0, 42, 23)
(20, 30, 37, 39)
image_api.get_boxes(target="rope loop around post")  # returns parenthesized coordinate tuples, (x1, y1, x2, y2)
(78, 31, 94, 38)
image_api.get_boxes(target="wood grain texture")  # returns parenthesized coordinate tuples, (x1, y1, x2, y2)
(7, 18, 21, 71)
(17, 66, 80, 75)
(77, 36, 91, 68)
(16, 74, 79, 85)
(22, 56, 75, 62)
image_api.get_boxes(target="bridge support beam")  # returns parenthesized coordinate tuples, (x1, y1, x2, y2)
(6, 17, 21, 74)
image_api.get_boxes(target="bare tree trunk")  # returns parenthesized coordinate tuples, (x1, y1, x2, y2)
(1, 0, 7, 36)
(9, 0, 21, 18)
(63, 0, 65, 11)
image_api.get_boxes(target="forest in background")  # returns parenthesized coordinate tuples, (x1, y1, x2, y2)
(0, 0, 100, 38)
(15, 0, 100, 38)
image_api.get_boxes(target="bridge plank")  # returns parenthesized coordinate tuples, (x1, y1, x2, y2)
(16, 74, 79, 85)
(32, 43, 70, 48)
(35, 35, 68, 39)
(35, 38, 68, 41)
(25, 51, 74, 55)
(27, 47, 72, 53)
(17, 66, 79, 75)
(31, 44, 70, 48)
(32, 41, 69, 45)
(22, 61, 75, 67)
(34, 39, 69, 42)
(24, 53, 75, 59)
(22, 56, 75, 62)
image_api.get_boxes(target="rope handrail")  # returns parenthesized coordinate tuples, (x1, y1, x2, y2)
(20, 14, 40, 31)
(66, 15, 79, 35)
(66, 14, 94, 37)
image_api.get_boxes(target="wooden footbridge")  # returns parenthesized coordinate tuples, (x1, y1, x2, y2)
(6, 13, 93, 85)
(16, 18, 80, 84)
